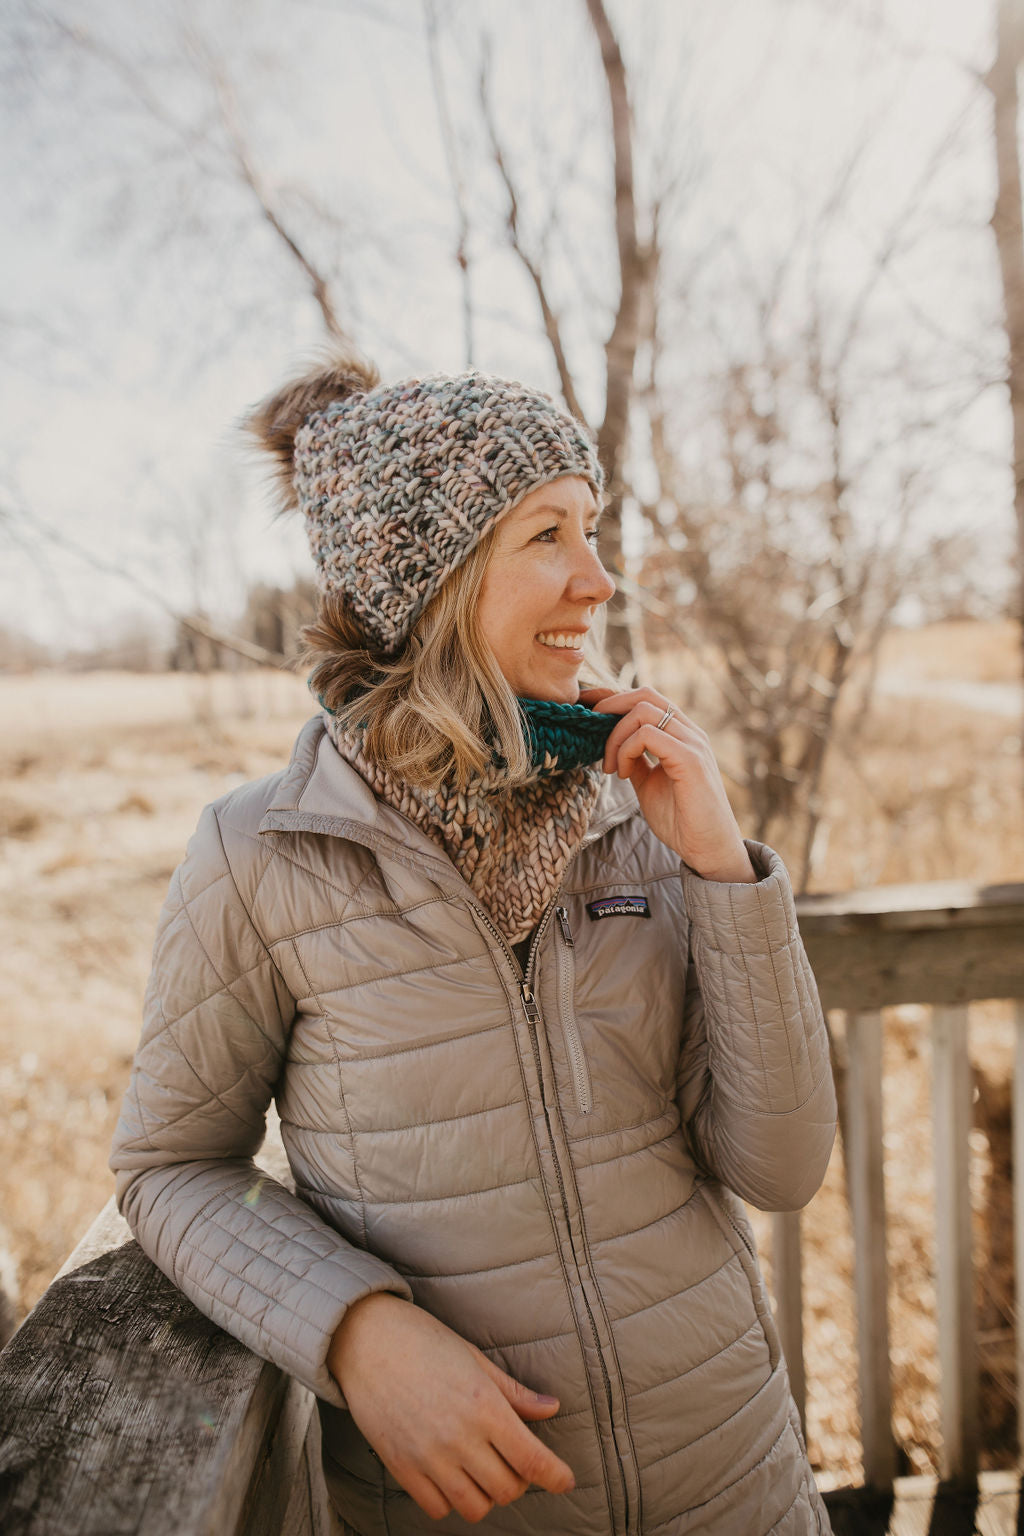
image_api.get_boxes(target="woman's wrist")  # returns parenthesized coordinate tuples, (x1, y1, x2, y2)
(327, 1291, 408, 1389)
(686, 844, 758, 884)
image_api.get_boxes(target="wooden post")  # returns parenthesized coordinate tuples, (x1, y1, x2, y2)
(845, 1009, 895, 1489)
(772, 1210, 806, 1431)
(931, 1003, 979, 1482)
(1013, 998, 1024, 1465)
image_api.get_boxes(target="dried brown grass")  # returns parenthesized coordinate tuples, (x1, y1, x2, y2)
(0, 626, 1022, 1483)
(877, 619, 1021, 684)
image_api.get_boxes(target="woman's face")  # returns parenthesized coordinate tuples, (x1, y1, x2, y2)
(475, 475, 615, 702)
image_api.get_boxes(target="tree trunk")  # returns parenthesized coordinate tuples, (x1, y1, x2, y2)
(584, 0, 648, 678)
(985, 0, 1024, 776)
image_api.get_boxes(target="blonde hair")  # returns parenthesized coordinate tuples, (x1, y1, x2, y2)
(304, 527, 614, 791)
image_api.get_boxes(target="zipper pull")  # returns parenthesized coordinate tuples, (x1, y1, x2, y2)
(521, 982, 541, 1024)
(556, 906, 574, 947)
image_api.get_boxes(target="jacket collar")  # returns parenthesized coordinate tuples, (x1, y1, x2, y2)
(258, 715, 639, 885)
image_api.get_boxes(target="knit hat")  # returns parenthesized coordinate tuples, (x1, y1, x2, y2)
(246, 355, 604, 654)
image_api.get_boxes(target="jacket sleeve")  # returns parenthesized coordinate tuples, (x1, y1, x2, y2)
(109, 801, 413, 1407)
(674, 838, 837, 1212)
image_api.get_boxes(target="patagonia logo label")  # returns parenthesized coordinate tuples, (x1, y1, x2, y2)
(586, 895, 650, 921)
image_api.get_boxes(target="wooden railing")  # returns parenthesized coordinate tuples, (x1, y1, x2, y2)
(1, 876, 1023, 1533)
(790, 875, 1024, 1496)
(0, 1126, 334, 1536)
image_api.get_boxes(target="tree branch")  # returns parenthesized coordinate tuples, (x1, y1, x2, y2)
(477, 48, 590, 429)
(423, 0, 475, 367)
(185, 28, 348, 343)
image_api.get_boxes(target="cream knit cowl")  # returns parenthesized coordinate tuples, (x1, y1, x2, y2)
(324, 713, 603, 946)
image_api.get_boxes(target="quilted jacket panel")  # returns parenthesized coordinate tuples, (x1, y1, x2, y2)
(111, 716, 836, 1535)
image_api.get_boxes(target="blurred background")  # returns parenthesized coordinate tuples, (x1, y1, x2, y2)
(2, 0, 1023, 1495)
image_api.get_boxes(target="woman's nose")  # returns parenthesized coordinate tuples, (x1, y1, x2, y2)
(569, 542, 616, 605)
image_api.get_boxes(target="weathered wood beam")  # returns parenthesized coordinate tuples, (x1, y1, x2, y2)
(0, 1123, 330, 1536)
(796, 881, 1024, 1011)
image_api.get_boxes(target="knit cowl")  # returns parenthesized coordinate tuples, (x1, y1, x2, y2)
(323, 700, 615, 946)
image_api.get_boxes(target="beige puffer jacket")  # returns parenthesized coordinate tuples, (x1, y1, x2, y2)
(111, 716, 836, 1536)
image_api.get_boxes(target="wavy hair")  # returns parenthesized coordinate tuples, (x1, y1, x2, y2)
(303, 527, 614, 791)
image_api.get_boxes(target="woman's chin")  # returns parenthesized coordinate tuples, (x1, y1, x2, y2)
(518, 680, 580, 704)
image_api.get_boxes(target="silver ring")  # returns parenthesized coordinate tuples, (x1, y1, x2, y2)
(655, 706, 675, 731)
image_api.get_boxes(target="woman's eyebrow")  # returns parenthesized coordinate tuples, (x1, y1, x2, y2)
(521, 505, 602, 522)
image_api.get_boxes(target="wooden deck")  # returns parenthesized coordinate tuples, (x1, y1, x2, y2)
(823, 1473, 1021, 1535)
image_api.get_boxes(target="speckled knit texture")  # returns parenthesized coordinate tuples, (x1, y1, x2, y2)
(294, 371, 603, 655)
(324, 712, 603, 945)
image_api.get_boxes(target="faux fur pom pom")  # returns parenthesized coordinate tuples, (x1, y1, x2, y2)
(243, 351, 380, 512)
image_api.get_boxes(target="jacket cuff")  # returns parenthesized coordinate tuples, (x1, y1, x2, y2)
(118, 1163, 413, 1410)
(681, 839, 799, 950)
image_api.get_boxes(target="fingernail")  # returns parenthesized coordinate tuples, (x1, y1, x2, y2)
(535, 1393, 559, 1405)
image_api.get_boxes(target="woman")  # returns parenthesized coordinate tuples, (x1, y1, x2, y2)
(111, 356, 836, 1535)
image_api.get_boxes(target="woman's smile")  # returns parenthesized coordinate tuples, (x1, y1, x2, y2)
(476, 477, 614, 702)
(537, 626, 583, 651)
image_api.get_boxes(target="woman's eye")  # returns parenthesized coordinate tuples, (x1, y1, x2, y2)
(531, 524, 601, 545)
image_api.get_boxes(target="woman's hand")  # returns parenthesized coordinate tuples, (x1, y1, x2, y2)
(326, 1294, 575, 1524)
(578, 685, 756, 883)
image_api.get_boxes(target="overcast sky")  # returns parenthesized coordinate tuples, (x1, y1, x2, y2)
(0, 0, 1003, 651)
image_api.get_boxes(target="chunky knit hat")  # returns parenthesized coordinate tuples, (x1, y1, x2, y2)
(246, 354, 604, 654)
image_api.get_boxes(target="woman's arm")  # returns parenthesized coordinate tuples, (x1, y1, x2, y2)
(580, 684, 837, 1210)
(674, 839, 837, 1211)
(112, 799, 577, 1521)
(109, 800, 413, 1407)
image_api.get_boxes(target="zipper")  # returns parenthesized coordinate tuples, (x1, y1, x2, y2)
(518, 964, 630, 1534)
(517, 870, 593, 1111)
(472, 892, 631, 1531)
(267, 772, 641, 1523)
(555, 906, 593, 1114)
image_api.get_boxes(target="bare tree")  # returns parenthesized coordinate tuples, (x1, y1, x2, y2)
(52, 13, 355, 346)
(985, 0, 1024, 756)
(474, 0, 654, 672)
(423, 0, 476, 368)
(635, 169, 990, 892)
(9, 0, 1001, 729)
(6, 9, 369, 657)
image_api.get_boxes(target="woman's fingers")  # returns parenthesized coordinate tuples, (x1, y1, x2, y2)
(461, 1445, 531, 1508)
(601, 701, 701, 775)
(583, 684, 682, 718)
(496, 1410, 576, 1494)
(474, 1347, 561, 1419)
(581, 682, 755, 875)
(614, 722, 693, 779)
(435, 1467, 496, 1524)
(399, 1471, 452, 1522)
(472, 1353, 574, 1492)
(403, 1402, 569, 1522)
(579, 685, 695, 770)
(327, 1297, 574, 1518)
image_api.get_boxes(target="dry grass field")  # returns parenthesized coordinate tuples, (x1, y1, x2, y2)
(0, 622, 1022, 1486)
